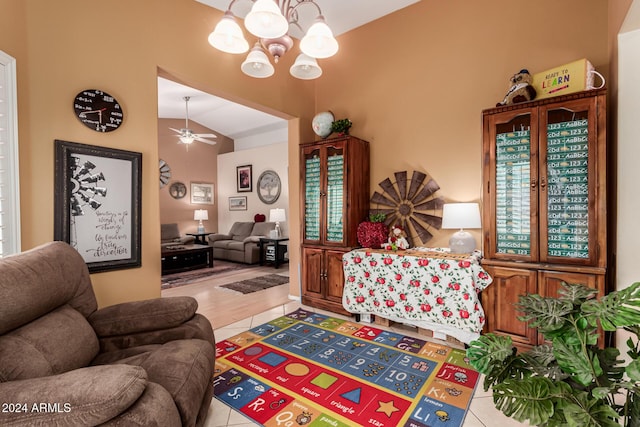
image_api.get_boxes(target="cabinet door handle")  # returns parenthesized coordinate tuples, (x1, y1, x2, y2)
(531, 178, 537, 190)
(540, 177, 546, 190)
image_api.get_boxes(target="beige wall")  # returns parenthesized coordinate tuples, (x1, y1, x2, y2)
(217, 142, 289, 236)
(2, 0, 631, 308)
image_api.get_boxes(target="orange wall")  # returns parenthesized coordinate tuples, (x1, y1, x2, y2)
(3, 0, 312, 307)
(314, 0, 610, 249)
(1, 0, 625, 307)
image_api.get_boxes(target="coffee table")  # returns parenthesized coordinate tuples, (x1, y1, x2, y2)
(161, 244, 213, 275)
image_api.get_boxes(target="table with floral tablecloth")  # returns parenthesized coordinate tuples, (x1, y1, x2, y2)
(342, 247, 493, 343)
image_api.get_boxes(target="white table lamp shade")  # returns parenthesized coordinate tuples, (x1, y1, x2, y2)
(270, 208, 286, 237)
(269, 208, 286, 223)
(194, 209, 209, 233)
(194, 210, 209, 221)
(442, 203, 481, 253)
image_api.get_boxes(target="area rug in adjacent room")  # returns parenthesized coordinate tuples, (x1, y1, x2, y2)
(220, 273, 289, 294)
(214, 308, 479, 427)
(161, 261, 254, 290)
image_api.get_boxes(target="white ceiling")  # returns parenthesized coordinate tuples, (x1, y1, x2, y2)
(158, 0, 420, 141)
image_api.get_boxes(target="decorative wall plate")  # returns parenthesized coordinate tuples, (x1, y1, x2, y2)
(159, 159, 171, 188)
(257, 170, 281, 204)
(371, 170, 444, 246)
(169, 181, 187, 199)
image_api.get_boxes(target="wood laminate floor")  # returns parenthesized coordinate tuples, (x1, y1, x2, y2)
(161, 262, 292, 329)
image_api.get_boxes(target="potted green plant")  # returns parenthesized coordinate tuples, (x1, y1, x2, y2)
(331, 118, 352, 136)
(356, 212, 388, 249)
(466, 281, 640, 427)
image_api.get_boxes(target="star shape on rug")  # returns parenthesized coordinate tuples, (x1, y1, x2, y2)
(376, 400, 400, 418)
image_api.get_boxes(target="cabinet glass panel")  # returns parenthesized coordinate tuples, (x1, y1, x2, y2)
(545, 108, 590, 259)
(304, 151, 321, 241)
(325, 146, 344, 242)
(495, 115, 532, 256)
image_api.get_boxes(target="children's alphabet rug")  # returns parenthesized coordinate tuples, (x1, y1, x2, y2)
(214, 308, 480, 427)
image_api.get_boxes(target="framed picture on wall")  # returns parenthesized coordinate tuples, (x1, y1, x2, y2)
(191, 182, 214, 204)
(236, 164, 252, 192)
(257, 169, 281, 204)
(229, 196, 247, 211)
(53, 139, 142, 273)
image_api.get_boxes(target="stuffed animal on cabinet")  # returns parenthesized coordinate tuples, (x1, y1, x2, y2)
(497, 69, 537, 106)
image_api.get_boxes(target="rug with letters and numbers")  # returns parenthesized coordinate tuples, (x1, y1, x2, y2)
(214, 308, 479, 427)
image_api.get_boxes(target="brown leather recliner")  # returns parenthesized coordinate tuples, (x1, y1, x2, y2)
(0, 241, 215, 426)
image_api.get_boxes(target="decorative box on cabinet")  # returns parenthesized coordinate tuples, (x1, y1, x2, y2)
(300, 135, 370, 315)
(481, 89, 608, 351)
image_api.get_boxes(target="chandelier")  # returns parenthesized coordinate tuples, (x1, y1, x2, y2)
(208, 0, 339, 80)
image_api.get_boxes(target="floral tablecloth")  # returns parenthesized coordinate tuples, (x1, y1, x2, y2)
(342, 247, 493, 343)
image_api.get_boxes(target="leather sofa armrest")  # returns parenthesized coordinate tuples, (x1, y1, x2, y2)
(88, 297, 197, 337)
(208, 233, 232, 243)
(0, 365, 147, 426)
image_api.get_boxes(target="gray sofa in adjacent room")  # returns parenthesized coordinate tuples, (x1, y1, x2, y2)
(208, 221, 275, 264)
(161, 223, 195, 247)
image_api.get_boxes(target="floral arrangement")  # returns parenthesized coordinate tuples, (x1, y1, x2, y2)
(357, 212, 388, 248)
(385, 224, 409, 251)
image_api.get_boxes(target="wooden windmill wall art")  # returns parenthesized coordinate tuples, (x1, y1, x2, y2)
(371, 170, 444, 247)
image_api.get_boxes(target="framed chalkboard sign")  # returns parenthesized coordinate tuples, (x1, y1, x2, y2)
(54, 140, 142, 273)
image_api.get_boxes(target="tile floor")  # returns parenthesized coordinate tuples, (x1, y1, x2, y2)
(203, 301, 529, 427)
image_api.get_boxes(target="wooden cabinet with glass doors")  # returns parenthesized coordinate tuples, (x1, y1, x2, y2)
(481, 89, 608, 351)
(300, 135, 370, 314)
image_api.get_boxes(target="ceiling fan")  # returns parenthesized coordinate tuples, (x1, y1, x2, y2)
(169, 96, 217, 145)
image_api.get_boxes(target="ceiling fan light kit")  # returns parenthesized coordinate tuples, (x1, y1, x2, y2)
(170, 96, 217, 146)
(209, 0, 339, 80)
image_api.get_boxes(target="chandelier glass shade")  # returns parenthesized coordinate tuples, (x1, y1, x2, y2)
(208, 11, 250, 54)
(289, 53, 322, 80)
(241, 43, 275, 78)
(208, 0, 339, 79)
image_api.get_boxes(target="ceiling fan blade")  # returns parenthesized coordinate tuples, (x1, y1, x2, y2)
(194, 136, 217, 145)
(195, 133, 217, 138)
(169, 127, 182, 134)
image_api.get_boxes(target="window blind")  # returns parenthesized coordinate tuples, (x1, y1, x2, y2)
(0, 50, 20, 257)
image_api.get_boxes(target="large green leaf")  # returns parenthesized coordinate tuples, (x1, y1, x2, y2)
(562, 391, 619, 427)
(553, 334, 603, 387)
(627, 359, 640, 382)
(466, 333, 514, 373)
(517, 293, 574, 333)
(557, 282, 599, 304)
(582, 282, 640, 331)
(522, 345, 569, 381)
(492, 377, 561, 425)
(594, 347, 624, 384)
(466, 334, 529, 391)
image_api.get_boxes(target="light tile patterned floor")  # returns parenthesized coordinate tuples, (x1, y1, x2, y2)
(203, 301, 529, 427)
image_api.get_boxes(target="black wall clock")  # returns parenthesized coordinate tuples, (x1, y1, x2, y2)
(73, 89, 124, 132)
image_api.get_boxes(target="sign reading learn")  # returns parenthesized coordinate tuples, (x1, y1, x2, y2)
(532, 58, 603, 100)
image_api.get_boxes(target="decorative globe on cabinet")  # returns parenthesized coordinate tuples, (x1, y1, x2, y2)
(312, 111, 335, 138)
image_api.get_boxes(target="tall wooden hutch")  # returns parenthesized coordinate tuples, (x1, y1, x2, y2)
(481, 89, 608, 350)
(300, 135, 370, 315)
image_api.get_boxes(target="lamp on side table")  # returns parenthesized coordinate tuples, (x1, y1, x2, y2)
(194, 209, 209, 234)
(442, 203, 481, 254)
(269, 208, 286, 237)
